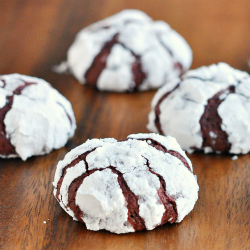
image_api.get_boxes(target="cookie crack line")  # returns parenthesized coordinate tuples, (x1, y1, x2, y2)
(67, 168, 100, 224)
(66, 165, 146, 231)
(200, 85, 236, 152)
(143, 157, 178, 224)
(91, 19, 147, 33)
(1, 79, 6, 88)
(108, 166, 146, 231)
(84, 33, 147, 92)
(156, 34, 183, 74)
(0, 81, 37, 156)
(118, 41, 146, 92)
(154, 83, 180, 135)
(55, 148, 99, 203)
(56, 101, 73, 127)
(184, 76, 215, 82)
(138, 138, 191, 171)
(63, 148, 99, 224)
(85, 34, 119, 88)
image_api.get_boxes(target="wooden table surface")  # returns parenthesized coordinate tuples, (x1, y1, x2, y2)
(0, 1, 250, 249)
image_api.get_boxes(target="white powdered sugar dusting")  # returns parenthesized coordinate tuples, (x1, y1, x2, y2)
(128, 133, 193, 171)
(0, 74, 76, 160)
(76, 168, 134, 233)
(147, 63, 250, 154)
(61, 9, 192, 92)
(231, 155, 238, 160)
(53, 133, 199, 234)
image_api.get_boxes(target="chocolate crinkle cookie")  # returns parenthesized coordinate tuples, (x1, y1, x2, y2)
(57, 9, 192, 92)
(148, 63, 250, 154)
(53, 133, 199, 234)
(0, 74, 76, 160)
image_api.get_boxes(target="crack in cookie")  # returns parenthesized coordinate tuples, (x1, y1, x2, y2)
(0, 82, 36, 156)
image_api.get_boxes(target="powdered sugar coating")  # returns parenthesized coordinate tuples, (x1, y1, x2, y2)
(53, 133, 199, 234)
(0, 74, 76, 160)
(147, 63, 250, 154)
(62, 9, 192, 92)
(128, 133, 193, 171)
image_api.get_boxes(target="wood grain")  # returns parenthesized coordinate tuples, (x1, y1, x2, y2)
(0, 1, 249, 249)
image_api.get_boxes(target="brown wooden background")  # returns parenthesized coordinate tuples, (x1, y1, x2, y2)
(0, 1, 249, 249)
